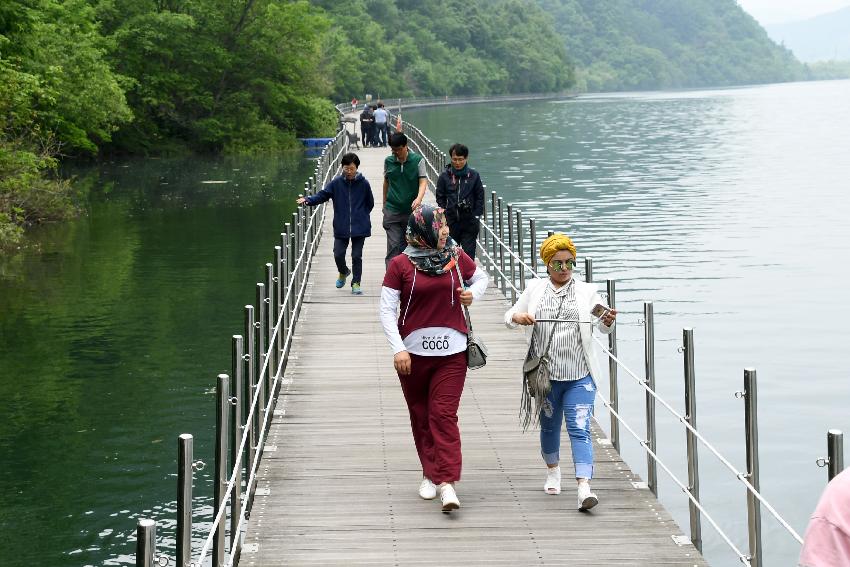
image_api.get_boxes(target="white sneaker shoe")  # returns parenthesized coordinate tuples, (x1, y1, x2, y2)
(544, 466, 561, 495)
(439, 483, 460, 512)
(418, 477, 437, 500)
(577, 481, 598, 511)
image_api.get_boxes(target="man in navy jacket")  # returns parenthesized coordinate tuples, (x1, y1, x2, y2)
(297, 153, 374, 295)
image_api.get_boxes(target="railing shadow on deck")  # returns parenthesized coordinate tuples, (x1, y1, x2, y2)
(132, 105, 844, 567)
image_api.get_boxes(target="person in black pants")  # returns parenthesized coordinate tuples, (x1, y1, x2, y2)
(359, 105, 374, 147)
(435, 143, 486, 259)
(297, 153, 374, 295)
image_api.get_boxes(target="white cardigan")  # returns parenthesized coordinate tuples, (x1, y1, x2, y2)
(504, 277, 614, 383)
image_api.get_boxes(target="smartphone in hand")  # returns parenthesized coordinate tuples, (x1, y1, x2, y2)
(591, 304, 608, 318)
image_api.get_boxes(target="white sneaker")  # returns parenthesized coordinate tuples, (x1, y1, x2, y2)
(577, 481, 598, 511)
(544, 466, 561, 495)
(418, 477, 437, 500)
(439, 483, 460, 512)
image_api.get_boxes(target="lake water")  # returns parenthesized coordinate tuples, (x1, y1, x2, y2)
(0, 154, 311, 566)
(406, 79, 850, 566)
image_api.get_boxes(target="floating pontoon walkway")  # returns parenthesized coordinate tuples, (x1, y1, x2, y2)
(241, 142, 709, 566)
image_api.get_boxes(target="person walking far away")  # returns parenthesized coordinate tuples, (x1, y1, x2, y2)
(380, 204, 489, 512)
(383, 132, 427, 267)
(373, 102, 390, 147)
(799, 467, 850, 567)
(297, 153, 374, 295)
(504, 233, 617, 511)
(435, 143, 485, 259)
(359, 104, 374, 148)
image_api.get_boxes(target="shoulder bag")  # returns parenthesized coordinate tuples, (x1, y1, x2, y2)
(455, 263, 488, 370)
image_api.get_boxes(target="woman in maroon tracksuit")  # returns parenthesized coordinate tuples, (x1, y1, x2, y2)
(379, 205, 488, 512)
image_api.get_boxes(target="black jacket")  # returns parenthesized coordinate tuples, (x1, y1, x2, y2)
(304, 173, 374, 238)
(435, 165, 485, 222)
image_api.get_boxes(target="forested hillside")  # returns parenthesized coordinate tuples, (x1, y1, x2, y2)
(537, 0, 806, 91)
(1, 0, 808, 247)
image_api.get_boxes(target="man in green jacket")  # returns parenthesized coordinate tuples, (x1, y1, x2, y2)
(383, 132, 428, 267)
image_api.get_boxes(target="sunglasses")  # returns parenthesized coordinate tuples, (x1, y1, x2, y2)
(549, 259, 577, 272)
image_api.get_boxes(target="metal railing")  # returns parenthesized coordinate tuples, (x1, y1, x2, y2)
(134, 123, 350, 567)
(133, 107, 846, 567)
(393, 115, 847, 567)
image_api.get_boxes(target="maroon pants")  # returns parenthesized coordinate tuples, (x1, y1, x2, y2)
(398, 351, 467, 484)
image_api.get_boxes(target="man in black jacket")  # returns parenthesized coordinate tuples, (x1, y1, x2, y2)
(435, 143, 485, 259)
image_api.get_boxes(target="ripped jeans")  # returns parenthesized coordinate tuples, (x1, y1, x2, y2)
(539, 374, 596, 479)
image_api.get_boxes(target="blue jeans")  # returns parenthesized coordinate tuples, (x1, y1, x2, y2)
(539, 375, 595, 479)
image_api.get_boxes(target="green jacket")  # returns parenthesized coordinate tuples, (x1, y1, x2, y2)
(384, 151, 424, 213)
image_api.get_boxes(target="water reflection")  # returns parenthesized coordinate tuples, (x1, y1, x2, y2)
(0, 153, 311, 566)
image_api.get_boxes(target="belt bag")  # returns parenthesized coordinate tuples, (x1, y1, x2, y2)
(456, 263, 487, 370)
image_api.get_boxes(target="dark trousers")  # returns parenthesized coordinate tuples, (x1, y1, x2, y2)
(383, 208, 410, 267)
(448, 216, 481, 260)
(398, 351, 467, 484)
(333, 236, 365, 284)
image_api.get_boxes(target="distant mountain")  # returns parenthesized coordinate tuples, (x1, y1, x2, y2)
(766, 7, 850, 62)
(536, 0, 806, 92)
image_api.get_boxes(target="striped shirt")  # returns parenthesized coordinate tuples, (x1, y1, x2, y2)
(530, 279, 589, 381)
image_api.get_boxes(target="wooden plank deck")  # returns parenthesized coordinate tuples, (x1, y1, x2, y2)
(241, 140, 708, 566)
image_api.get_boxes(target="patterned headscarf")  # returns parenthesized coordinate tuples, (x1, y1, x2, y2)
(403, 204, 458, 275)
(540, 233, 577, 266)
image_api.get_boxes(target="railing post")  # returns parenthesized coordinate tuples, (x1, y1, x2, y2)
(480, 185, 488, 261)
(135, 519, 156, 567)
(265, 263, 275, 383)
(177, 433, 193, 567)
(606, 279, 619, 452)
(282, 227, 291, 358)
(682, 328, 702, 552)
(256, 282, 268, 436)
(275, 245, 283, 370)
(490, 191, 497, 279)
(497, 197, 505, 295)
(214, 374, 229, 567)
(744, 368, 762, 567)
(516, 209, 525, 290)
(230, 336, 244, 556)
(584, 257, 593, 283)
(828, 429, 845, 481)
(529, 218, 538, 275)
(507, 203, 516, 303)
(244, 306, 256, 487)
(644, 301, 657, 496)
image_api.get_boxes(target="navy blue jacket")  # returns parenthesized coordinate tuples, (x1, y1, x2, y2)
(304, 172, 374, 238)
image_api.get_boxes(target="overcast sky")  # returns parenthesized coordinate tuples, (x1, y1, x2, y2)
(737, 0, 850, 25)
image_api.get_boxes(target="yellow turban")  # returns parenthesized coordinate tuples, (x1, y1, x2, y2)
(540, 233, 577, 266)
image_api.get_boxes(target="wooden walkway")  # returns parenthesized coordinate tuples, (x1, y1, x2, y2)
(241, 141, 709, 566)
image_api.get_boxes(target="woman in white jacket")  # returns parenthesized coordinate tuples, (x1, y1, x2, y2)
(504, 233, 617, 511)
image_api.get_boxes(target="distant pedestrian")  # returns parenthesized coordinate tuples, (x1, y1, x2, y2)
(799, 467, 850, 567)
(383, 132, 427, 266)
(359, 104, 374, 147)
(374, 102, 390, 147)
(504, 233, 617, 511)
(435, 143, 485, 259)
(297, 153, 374, 295)
(380, 204, 489, 512)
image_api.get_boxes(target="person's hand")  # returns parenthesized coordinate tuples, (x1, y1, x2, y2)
(511, 312, 535, 326)
(457, 287, 473, 306)
(296, 197, 306, 205)
(394, 351, 412, 375)
(411, 197, 423, 210)
(601, 308, 617, 327)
